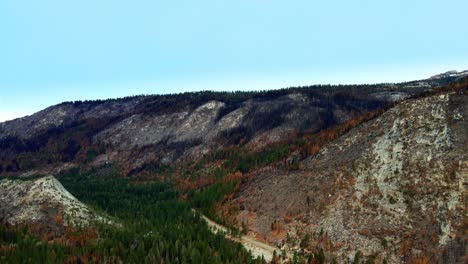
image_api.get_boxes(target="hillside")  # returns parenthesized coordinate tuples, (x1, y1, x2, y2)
(0, 176, 108, 240)
(230, 84, 467, 263)
(0, 78, 452, 176)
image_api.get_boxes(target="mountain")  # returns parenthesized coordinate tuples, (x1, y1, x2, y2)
(0, 74, 466, 263)
(0, 77, 455, 176)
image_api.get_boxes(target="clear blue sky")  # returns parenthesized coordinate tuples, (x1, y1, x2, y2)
(1, 0, 467, 121)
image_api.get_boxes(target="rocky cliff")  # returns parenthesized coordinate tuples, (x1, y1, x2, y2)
(233, 88, 467, 263)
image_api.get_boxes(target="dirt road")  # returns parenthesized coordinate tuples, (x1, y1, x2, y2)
(196, 210, 288, 262)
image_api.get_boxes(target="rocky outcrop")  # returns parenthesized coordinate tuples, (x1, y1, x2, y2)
(234, 91, 467, 263)
(0, 176, 106, 228)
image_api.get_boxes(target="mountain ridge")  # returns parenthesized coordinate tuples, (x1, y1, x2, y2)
(0, 76, 458, 176)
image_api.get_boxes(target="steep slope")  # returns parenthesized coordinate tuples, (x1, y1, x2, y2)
(233, 90, 467, 263)
(0, 176, 107, 233)
(0, 79, 449, 176)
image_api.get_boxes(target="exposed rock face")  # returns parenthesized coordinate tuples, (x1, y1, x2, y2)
(234, 91, 467, 263)
(0, 98, 143, 140)
(0, 176, 104, 228)
(1, 85, 424, 174)
(370, 91, 410, 102)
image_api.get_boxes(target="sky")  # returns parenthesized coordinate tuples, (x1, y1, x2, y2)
(1, 0, 467, 122)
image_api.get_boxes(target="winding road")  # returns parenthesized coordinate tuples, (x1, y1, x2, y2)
(195, 210, 289, 262)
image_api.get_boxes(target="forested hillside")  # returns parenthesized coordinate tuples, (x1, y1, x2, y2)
(1, 169, 261, 263)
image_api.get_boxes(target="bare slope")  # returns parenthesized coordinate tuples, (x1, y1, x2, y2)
(0, 176, 107, 229)
(234, 91, 467, 263)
